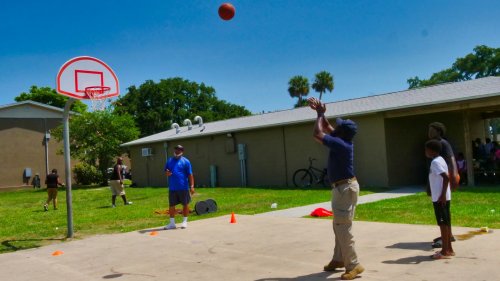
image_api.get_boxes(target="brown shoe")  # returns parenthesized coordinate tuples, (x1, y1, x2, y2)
(341, 264, 365, 280)
(323, 260, 344, 271)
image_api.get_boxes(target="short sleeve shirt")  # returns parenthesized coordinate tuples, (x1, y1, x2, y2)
(46, 174, 59, 188)
(439, 138, 454, 167)
(429, 156, 451, 202)
(322, 134, 355, 183)
(164, 157, 193, 191)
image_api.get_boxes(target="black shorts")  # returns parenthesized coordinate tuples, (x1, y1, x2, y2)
(169, 190, 191, 206)
(433, 201, 451, 226)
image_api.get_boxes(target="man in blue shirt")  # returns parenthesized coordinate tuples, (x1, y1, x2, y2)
(164, 145, 195, 229)
(308, 97, 364, 280)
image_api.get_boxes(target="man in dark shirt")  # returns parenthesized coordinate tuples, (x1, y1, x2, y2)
(44, 169, 63, 211)
(308, 97, 364, 280)
(428, 122, 459, 190)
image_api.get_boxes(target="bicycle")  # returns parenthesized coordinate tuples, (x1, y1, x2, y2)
(293, 157, 331, 188)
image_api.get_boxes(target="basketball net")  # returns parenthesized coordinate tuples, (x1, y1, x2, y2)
(85, 86, 110, 111)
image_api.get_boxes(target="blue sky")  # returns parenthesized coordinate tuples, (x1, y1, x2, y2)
(1, 0, 499, 113)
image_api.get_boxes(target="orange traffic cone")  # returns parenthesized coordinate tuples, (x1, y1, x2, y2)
(150, 231, 158, 236)
(52, 250, 64, 256)
(230, 212, 236, 224)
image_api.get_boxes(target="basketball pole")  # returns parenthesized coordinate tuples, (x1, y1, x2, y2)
(63, 98, 75, 238)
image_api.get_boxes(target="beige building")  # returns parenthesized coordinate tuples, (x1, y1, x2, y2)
(122, 77, 500, 188)
(0, 101, 77, 188)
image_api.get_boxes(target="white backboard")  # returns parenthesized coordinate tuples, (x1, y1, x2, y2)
(56, 56, 119, 99)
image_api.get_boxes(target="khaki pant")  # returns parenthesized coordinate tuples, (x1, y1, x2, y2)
(110, 180, 125, 196)
(331, 180, 359, 271)
(47, 188, 58, 201)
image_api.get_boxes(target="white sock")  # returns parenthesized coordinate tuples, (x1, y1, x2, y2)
(170, 218, 175, 224)
(183, 217, 188, 223)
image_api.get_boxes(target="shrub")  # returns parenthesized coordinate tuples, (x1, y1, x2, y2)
(73, 163, 102, 185)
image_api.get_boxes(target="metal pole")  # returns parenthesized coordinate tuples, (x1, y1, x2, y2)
(44, 137, 50, 177)
(63, 99, 75, 238)
(44, 119, 49, 177)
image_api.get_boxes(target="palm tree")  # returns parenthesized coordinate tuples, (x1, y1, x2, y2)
(312, 71, 334, 101)
(288, 75, 310, 107)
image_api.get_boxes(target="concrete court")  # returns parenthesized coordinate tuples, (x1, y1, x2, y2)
(0, 215, 498, 281)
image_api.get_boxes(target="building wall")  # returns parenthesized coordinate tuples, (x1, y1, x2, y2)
(129, 108, 493, 188)
(129, 142, 168, 187)
(353, 114, 389, 187)
(0, 118, 68, 187)
(283, 123, 329, 186)
(128, 114, 391, 188)
(385, 111, 464, 186)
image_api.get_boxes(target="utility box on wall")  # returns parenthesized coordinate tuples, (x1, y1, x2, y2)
(23, 167, 32, 185)
(24, 168, 32, 178)
(237, 144, 247, 160)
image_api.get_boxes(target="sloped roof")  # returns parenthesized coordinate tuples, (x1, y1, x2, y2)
(122, 76, 500, 147)
(0, 100, 78, 118)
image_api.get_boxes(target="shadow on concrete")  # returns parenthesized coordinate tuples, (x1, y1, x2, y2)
(255, 271, 341, 281)
(137, 227, 165, 234)
(386, 242, 431, 251)
(382, 255, 434, 265)
(102, 267, 156, 279)
(1, 238, 64, 252)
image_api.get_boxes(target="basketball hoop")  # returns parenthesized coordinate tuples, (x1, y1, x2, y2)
(85, 86, 110, 111)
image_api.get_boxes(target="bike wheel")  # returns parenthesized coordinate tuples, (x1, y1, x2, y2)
(293, 169, 313, 187)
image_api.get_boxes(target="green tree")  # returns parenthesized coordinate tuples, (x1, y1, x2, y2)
(407, 45, 500, 89)
(288, 75, 310, 108)
(113, 78, 251, 137)
(52, 110, 140, 184)
(312, 71, 334, 101)
(15, 86, 87, 113)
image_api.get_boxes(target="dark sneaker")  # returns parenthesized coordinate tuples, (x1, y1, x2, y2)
(431, 241, 442, 248)
(323, 260, 344, 271)
(341, 264, 365, 280)
(433, 236, 456, 242)
(125, 201, 133, 205)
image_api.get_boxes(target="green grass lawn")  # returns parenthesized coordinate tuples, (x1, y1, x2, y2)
(0, 185, 385, 253)
(0, 185, 497, 254)
(354, 185, 499, 229)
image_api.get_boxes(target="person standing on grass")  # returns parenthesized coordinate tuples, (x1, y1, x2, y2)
(164, 144, 195, 230)
(308, 97, 364, 280)
(44, 169, 64, 211)
(425, 139, 455, 259)
(110, 157, 132, 208)
(428, 122, 459, 190)
(428, 122, 457, 247)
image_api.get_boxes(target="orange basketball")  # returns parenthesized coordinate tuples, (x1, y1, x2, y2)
(218, 3, 235, 21)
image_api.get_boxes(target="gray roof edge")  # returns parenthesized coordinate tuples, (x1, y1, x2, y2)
(121, 77, 500, 146)
(0, 100, 79, 115)
(342, 76, 500, 103)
